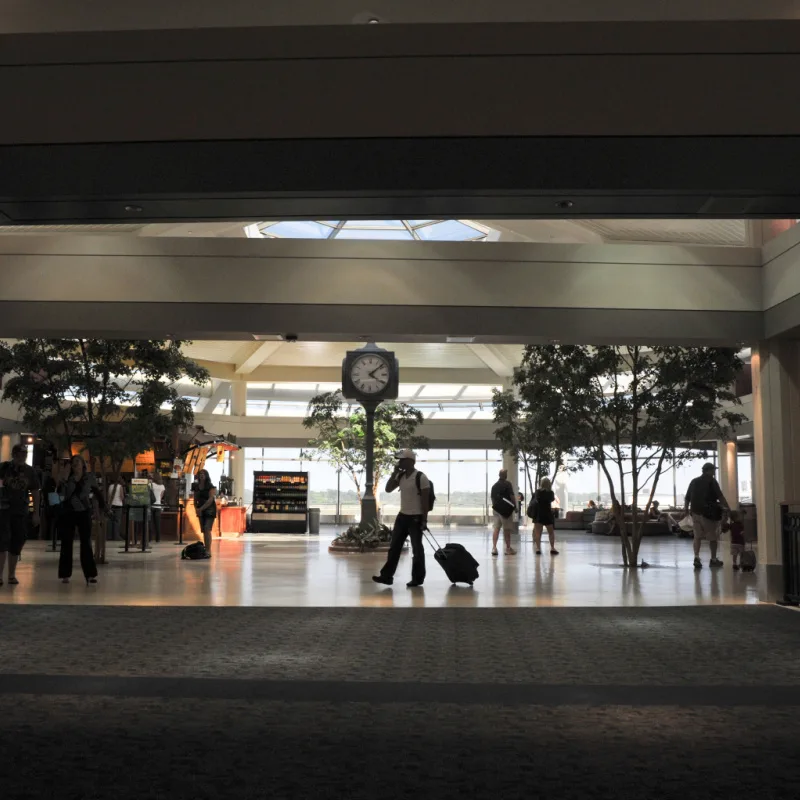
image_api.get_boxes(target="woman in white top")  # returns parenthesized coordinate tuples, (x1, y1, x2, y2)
(108, 479, 125, 541)
(150, 473, 166, 543)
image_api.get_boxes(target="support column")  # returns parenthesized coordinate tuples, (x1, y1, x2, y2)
(717, 440, 739, 510)
(752, 341, 800, 600)
(0, 434, 12, 462)
(229, 381, 247, 500)
(503, 450, 518, 496)
(500, 376, 519, 498)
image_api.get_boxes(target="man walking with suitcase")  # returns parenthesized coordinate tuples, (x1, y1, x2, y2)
(373, 449, 430, 589)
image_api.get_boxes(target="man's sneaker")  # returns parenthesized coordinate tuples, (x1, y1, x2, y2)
(693, 558, 702, 569)
(710, 558, 723, 568)
(406, 580, 424, 588)
(372, 575, 393, 586)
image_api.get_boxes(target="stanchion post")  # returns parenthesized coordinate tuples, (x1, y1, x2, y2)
(141, 507, 149, 553)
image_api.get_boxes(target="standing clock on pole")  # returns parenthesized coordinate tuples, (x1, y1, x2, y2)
(341, 343, 399, 525)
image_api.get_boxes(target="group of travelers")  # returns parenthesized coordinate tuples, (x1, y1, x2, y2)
(370, 450, 748, 589)
(490, 469, 559, 557)
(0, 444, 186, 587)
(0, 447, 101, 586)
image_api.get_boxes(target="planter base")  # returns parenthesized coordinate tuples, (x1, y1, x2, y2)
(328, 540, 408, 554)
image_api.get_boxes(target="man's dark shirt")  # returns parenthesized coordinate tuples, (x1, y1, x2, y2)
(491, 479, 515, 517)
(685, 474, 724, 516)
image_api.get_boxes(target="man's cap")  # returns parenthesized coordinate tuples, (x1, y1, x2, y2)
(397, 449, 417, 461)
(702, 462, 716, 472)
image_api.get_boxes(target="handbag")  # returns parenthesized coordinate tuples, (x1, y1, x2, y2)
(677, 515, 694, 533)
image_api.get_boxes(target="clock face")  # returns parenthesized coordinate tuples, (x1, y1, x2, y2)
(350, 354, 391, 395)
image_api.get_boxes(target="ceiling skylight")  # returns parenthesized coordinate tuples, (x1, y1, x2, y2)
(245, 220, 493, 242)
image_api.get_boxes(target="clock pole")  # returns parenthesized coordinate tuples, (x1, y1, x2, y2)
(361, 401, 378, 526)
(341, 342, 399, 528)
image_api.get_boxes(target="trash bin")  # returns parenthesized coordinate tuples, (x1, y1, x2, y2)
(308, 508, 321, 535)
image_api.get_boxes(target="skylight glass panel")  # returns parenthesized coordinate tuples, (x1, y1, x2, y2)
(416, 220, 485, 241)
(262, 221, 334, 239)
(418, 383, 464, 398)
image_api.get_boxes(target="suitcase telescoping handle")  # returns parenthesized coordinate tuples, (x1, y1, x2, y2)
(421, 525, 444, 553)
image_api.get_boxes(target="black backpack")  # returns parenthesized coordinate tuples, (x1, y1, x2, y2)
(181, 542, 208, 560)
(415, 471, 436, 512)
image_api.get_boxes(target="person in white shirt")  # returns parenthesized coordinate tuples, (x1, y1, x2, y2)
(149, 473, 166, 543)
(373, 449, 430, 589)
(108, 479, 125, 541)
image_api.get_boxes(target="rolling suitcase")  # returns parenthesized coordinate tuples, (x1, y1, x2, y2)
(740, 540, 757, 572)
(423, 528, 480, 586)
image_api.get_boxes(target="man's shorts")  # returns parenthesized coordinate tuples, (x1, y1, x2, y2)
(0, 513, 28, 555)
(730, 542, 744, 556)
(692, 514, 720, 542)
(493, 511, 516, 532)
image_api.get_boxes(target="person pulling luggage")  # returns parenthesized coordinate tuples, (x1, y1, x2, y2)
(373, 449, 430, 589)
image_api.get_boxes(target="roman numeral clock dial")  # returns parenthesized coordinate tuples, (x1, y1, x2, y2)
(350, 355, 390, 395)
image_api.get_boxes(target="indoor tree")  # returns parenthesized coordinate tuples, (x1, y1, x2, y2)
(0, 339, 209, 561)
(513, 345, 745, 567)
(492, 388, 584, 500)
(302, 390, 428, 510)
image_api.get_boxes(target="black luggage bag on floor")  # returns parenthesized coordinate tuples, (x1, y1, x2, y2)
(423, 528, 480, 586)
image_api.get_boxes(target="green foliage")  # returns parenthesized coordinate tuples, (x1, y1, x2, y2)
(492, 387, 584, 496)
(332, 520, 393, 551)
(512, 345, 745, 566)
(0, 339, 209, 493)
(302, 391, 428, 501)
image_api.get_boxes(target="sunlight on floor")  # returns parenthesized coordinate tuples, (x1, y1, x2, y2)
(0, 529, 761, 608)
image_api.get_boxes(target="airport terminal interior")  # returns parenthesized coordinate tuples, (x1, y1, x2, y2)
(1, 4, 800, 799)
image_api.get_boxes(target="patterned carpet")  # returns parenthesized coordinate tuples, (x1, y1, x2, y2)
(0, 606, 798, 799)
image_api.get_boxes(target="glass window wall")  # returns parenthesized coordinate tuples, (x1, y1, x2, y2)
(243, 447, 517, 523)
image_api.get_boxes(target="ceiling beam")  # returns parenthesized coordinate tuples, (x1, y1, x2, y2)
(194, 361, 502, 386)
(235, 341, 284, 374)
(196, 380, 229, 414)
(467, 344, 515, 377)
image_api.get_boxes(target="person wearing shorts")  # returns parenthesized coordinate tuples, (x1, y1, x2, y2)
(684, 462, 729, 569)
(490, 469, 516, 557)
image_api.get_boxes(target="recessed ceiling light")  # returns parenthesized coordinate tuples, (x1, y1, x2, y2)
(251, 334, 283, 341)
(124, 205, 143, 213)
(446, 336, 476, 344)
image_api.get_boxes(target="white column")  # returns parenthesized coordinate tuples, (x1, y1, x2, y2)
(752, 341, 800, 600)
(0, 434, 12, 462)
(503, 449, 518, 496)
(229, 381, 247, 500)
(717, 440, 739, 510)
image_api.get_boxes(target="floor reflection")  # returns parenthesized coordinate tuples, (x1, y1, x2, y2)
(1, 529, 761, 608)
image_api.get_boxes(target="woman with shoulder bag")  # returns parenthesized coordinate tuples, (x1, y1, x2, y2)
(193, 469, 217, 557)
(58, 455, 99, 585)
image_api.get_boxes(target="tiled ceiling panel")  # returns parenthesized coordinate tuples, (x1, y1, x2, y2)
(183, 341, 492, 370)
(182, 341, 245, 363)
(573, 219, 748, 246)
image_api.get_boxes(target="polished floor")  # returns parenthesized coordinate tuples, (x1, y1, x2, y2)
(0, 526, 761, 607)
